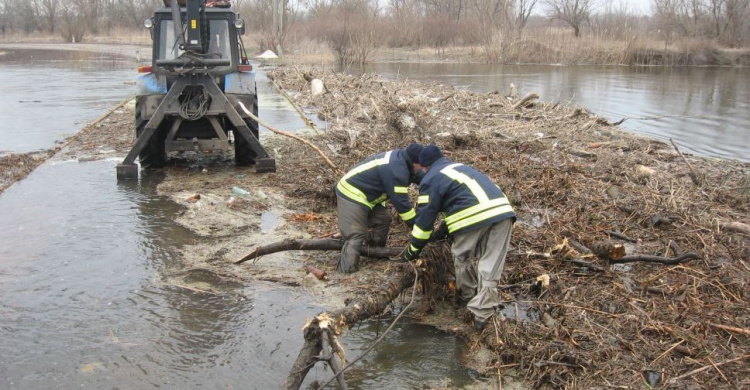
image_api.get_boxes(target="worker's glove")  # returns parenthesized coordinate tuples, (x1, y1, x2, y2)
(404, 219, 415, 229)
(400, 245, 421, 263)
(430, 221, 449, 242)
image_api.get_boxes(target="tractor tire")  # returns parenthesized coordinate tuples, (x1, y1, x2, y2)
(234, 95, 259, 166)
(135, 115, 167, 169)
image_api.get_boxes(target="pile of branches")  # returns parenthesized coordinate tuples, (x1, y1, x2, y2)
(267, 66, 749, 388)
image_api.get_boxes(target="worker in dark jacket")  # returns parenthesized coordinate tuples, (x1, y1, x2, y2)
(336, 143, 424, 273)
(402, 145, 516, 330)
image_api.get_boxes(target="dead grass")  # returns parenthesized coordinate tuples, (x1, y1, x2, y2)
(267, 65, 749, 389)
(484, 29, 750, 66)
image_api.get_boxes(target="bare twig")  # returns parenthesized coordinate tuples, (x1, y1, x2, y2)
(670, 138, 702, 186)
(708, 322, 750, 336)
(609, 252, 701, 265)
(604, 230, 637, 243)
(238, 101, 341, 175)
(668, 355, 749, 384)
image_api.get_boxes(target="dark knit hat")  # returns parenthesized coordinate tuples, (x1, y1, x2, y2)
(419, 145, 443, 166)
(404, 143, 423, 163)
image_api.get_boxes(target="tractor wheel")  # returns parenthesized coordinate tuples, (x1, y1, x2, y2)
(234, 95, 259, 166)
(135, 118, 167, 169)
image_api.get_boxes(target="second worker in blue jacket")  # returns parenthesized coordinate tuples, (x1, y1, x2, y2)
(335, 143, 424, 273)
(402, 145, 516, 330)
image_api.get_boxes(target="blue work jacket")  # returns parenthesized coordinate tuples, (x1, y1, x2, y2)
(335, 149, 417, 224)
(408, 157, 515, 254)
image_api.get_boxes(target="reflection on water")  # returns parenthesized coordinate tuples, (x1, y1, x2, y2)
(351, 63, 750, 161)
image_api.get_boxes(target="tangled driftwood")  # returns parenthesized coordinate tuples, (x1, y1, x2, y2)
(262, 66, 749, 389)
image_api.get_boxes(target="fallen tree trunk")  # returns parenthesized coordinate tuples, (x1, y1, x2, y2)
(282, 265, 417, 389)
(235, 238, 403, 264)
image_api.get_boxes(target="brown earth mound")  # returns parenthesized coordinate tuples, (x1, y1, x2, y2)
(266, 65, 749, 389)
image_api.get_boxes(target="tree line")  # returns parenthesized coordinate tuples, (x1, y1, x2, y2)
(2, 0, 747, 64)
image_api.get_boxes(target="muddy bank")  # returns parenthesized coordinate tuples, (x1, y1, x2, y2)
(261, 66, 749, 388)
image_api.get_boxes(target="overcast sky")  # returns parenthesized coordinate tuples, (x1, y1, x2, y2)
(599, 0, 653, 15)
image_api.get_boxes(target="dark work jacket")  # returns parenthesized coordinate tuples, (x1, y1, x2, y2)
(407, 157, 515, 255)
(335, 149, 417, 224)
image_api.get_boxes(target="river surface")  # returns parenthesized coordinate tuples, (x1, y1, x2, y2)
(352, 63, 750, 162)
(0, 48, 478, 389)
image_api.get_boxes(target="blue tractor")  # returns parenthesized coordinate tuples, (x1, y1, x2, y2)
(117, 0, 275, 179)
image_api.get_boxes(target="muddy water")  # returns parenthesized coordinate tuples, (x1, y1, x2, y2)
(354, 63, 750, 162)
(0, 50, 479, 389)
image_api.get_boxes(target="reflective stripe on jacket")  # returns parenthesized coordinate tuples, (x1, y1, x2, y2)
(335, 149, 416, 223)
(409, 157, 515, 252)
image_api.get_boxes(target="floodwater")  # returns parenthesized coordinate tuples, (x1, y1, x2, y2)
(352, 63, 750, 162)
(0, 48, 478, 389)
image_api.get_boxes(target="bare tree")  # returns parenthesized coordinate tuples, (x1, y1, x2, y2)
(31, 0, 57, 33)
(516, 0, 538, 31)
(544, 0, 598, 37)
(58, 0, 86, 41)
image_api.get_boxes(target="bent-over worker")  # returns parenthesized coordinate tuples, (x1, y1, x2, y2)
(336, 143, 424, 273)
(402, 145, 516, 330)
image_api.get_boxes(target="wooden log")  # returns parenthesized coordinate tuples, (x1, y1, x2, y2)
(235, 238, 402, 264)
(512, 92, 539, 109)
(609, 252, 700, 265)
(282, 266, 416, 389)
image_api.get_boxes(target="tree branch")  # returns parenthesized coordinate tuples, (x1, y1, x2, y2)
(235, 238, 402, 264)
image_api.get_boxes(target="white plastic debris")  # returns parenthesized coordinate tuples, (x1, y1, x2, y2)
(311, 79, 324, 96)
(257, 50, 279, 59)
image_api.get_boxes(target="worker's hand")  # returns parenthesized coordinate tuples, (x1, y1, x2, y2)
(400, 246, 421, 263)
(430, 221, 449, 242)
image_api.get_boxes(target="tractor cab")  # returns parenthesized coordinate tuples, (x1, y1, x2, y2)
(149, 5, 247, 77)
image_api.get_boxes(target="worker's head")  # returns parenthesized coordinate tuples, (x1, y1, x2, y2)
(405, 143, 424, 172)
(419, 145, 443, 172)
